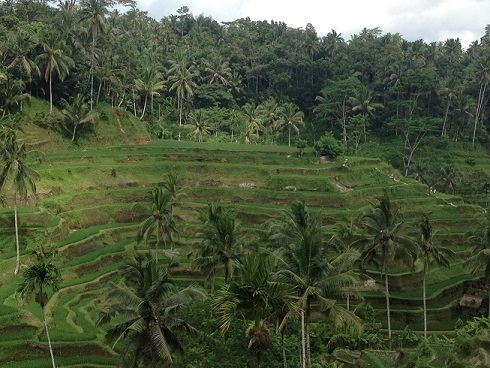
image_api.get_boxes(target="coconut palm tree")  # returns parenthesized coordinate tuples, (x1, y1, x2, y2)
(192, 203, 245, 286)
(36, 33, 75, 113)
(465, 211, 490, 318)
(17, 246, 61, 368)
(416, 216, 453, 337)
(0, 124, 39, 275)
(188, 109, 211, 142)
(97, 254, 206, 368)
(80, 0, 108, 110)
(276, 102, 305, 147)
(60, 94, 99, 142)
(203, 54, 231, 85)
(270, 201, 360, 368)
(213, 253, 296, 368)
(167, 53, 198, 126)
(135, 186, 178, 263)
(359, 192, 416, 340)
(0, 77, 30, 117)
(349, 85, 384, 118)
(134, 66, 165, 120)
(7, 30, 40, 84)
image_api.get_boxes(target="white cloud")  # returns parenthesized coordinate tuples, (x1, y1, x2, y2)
(133, 0, 489, 48)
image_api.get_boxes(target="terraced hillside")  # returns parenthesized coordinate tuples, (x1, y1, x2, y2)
(0, 140, 484, 367)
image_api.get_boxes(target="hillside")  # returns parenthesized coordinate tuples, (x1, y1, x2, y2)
(0, 130, 488, 366)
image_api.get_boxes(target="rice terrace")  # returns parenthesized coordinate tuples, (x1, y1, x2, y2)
(2, 1, 490, 367)
(0, 103, 488, 367)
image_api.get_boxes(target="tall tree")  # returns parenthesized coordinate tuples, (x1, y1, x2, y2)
(213, 253, 296, 368)
(97, 254, 206, 368)
(192, 203, 245, 286)
(360, 192, 416, 340)
(270, 201, 360, 368)
(416, 216, 453, 337)
(36, 33, 75, 113)
(168, 52, 198, 126)
(0, 123, 39, 275)
(465, 211, 490, 318)
(135, 186, 178, 263)
(276, 102, 304, 147)
(60, 94, 99, 141)
(134, 66, 165, 120)
(80, 0, 109, 111)
(17, 245, 61, 368)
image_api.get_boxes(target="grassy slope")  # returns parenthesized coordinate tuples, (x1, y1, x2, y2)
(0, 101, 488, 366)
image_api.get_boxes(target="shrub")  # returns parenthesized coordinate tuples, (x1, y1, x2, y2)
(314, 132, 344, 158)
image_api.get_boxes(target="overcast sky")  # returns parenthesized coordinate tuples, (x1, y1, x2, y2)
(129, 0, 489, 49)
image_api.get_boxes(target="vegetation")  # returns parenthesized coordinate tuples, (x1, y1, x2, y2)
(1, 1, 490, 367)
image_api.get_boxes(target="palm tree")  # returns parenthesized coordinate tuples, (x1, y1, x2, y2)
(188, 109, 211, 142)
(204, 54, 231, 85)
(36, 33, 75, 113)
(135, 187, 178, 263)
(192, 203, 245, 287)
(134, 66, 165, 120)
(0, 125, 39, 275)
(7, 30, 40, 84)
(97, 254, 206, 368)
(350, 85, 384, 118)
(465, 211, 490, 318)
(80, 0, 108, 110)
(60, 94, 99, 142)
(437, 77, 461, 137)
(168, 53, 198, 126)
(242, 102, 264, 138)
(0, 77, 30, 117)
(359, 192, 416, 340)
(213, 253, 296, 368)
(270, 201, 360, 368)
(416, 216, 453, 337)
(470, 57, 490, 147)
(17, 246, 61, 368)
(276, 102, 305, 147)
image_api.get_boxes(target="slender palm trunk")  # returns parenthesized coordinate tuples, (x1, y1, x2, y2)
(385, 271, 392, 340)
(305, 300, 311, 368)
(72, 124, 77, 141)
(288, 125, 291, 147)
(488, 286, 490, 318)
(13, 192, 20, 276)
(423, 271, 427, 338)
(256, 350, 262, 368)
(90, 35, 95, 111)
(140, 94, 148, 120)
(441, 99, 450, 137)
(49, 72, 53, 114)
(178, 96, 183, 126)
(301, 311, 306, 368)
(43, 308, 56, 368)
(281, 330, 288, 368)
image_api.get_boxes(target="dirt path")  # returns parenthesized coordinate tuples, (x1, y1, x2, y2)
(330, 177, 353, 192)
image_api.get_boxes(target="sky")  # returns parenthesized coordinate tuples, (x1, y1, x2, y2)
(129, 0, 490, 49)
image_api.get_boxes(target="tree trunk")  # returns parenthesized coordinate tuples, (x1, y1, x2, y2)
(385, 272, 392, 341)
(281, 330, 288, 368)
(257, 350, 262, 368)
(140, 94, 148, 120)
(423, 272, 427, 338)
(49, 72, 53, 114)
(305, 300, 312, 368)
(13, 192, 20, 276)
(43, 309, 57, 368)
(301, 311, 306, 368)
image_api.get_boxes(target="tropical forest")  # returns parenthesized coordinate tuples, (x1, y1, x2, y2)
(1, 0, 490, 367)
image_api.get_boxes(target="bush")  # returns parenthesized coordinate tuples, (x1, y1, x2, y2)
(314, 132, 344, 158)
